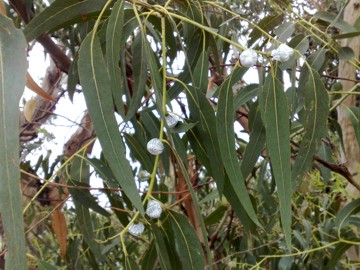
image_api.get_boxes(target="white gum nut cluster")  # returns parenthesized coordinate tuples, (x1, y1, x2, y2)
(128, 222, 145, 236)
(239, 49, 258, 68)
(146, 200, 162, 218)
(165, 114, 179, 128)
(271, 44, 294, 62)
(147, 138, 164, 155)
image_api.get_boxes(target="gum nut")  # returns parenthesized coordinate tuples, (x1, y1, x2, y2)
(147, 138, 164, 155)
(138, 170, 151, 180)
(128, 222, 145, 236)
(271, 44, 294, 62)
(165, 114, 179, 128)
(146, 200, 162, 218)
(239, 49, 258, 68)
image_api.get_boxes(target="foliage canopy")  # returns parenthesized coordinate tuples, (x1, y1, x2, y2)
(0, 0, 359, 269)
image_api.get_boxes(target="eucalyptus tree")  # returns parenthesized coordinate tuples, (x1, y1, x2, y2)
(0, 0, 359, 269)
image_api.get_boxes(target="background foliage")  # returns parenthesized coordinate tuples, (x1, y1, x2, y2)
(0, 0, 359, 269)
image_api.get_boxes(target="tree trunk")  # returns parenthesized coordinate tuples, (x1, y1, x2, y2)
(337, 0, 360, 197)
(337, 0, 360, 267)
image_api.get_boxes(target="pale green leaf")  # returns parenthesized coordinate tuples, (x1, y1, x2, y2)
(0, 14, 28, 270)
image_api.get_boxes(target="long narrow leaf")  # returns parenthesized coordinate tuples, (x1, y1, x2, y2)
(292, 70, 329, 184)
(167, 211, 205, 270)
(0, 14, 28, 270)
(106, 0, 125, 117)
(24, 0, 108, 41)
(216, 69, 259, 225)
(259, 70, 292, 249)
(78, 31, 144, 214)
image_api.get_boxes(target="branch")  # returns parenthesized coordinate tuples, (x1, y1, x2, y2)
(9, 0, 71, 73)
(314, 155, 360, 192)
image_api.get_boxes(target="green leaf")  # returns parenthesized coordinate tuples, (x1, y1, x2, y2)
(348, 106, 360, 148)
(332, 31, 360, 39)
(335, 198, 360, 231)
(125, 33, 147, 120)
(167, 211, 205, 270)
(241, 102, 266, 179)
(150, 222, 173, 270)
(0, 14, 28, 270)
(69, 156, 104, 261)
(216, 69, 260, 225)
(292, 70, 329, 184)
(186, 52, 225, 193)
(124, 133, 154, 172)
(141, 240, 158, 270)
(125, 256, 139, 270)
(248, 14, 283, 46)
(204, 205, 228, 226)
(259, 70, 292, 249)
(170, 121, 198, 133)
(275, 21, 295, 43)
(338, 46, 355, 60)
(37, 261, 58, 270)
(234, 84, 259, 108)
(314, 11, 358, 33)
(326, 242, 354, 270)
(106, 0, 125, 117)
(78, 31, 144, 214)
(69, 180, 110, 217)
(24, 0, 108, 41)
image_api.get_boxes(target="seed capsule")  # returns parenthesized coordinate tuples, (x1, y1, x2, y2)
(138, 170, 151, 181)
(271, 44, 294, 62)
(128, 222, 145, 236)
(146, 200, 162, 218)
(165, 114, 179, 128)
(147, 138, 164, 155)
(240, 49, 258, 68)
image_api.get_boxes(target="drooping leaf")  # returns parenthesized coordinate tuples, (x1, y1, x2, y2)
(259, 70, 292, 249)
(186, 51, 225, 193)
(167, 211, 205, 270)
(241, 101, 266, 179)
(78, 31, 144, 214)
(0, 14, 28, 270)
(24, 0, 108, 41)
(141, 240, 159, 270)
(292, 69, 329, 185)
(69, 156, 104, 261)
(216, 68, 259, 225)
(106, 0, 125, 117)
(125, 32, 147, 120)
(150, 222, 173, 270)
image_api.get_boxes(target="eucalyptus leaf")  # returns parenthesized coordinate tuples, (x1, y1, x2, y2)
(0, 14, 28, 270)
(78, 31, 144, 214)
